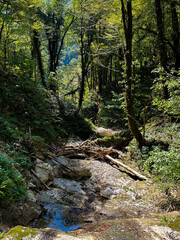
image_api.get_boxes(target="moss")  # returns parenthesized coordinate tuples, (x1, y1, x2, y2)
(167, 218, 180, 231)
(95, 130, 132, 149)
(137, 213, 180, 232)
(159, 216, 180, 232)
(2, 226, 40, 240)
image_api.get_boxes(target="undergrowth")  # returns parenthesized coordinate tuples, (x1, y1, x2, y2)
(129, 121, 180, 186)
(0, 152, 27, 203)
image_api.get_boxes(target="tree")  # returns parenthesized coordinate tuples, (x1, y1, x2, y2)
(121, 0, 145, 147)
(169, 0, 180, 70)
(72, 0, 102, 112)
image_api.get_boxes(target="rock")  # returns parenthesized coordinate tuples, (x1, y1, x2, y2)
(27, 182, 36, 189)
(37, 178, 88, 207)
(27, 190, 37, 203)
(95, 127, 118, 137)
(56, 156, 70, 167)
(52, 165, 63, 178)
(95, 129, 132, 149)
(2, 226, 95, 240)
(0, 201, 42, 226)
(46, 151, 57, 158)
(62, 168, 91, 180)
(53, 178, 86, 195)
(35, 161, 54, 184)
(37, 189, 87, 207)
(2, 226, 42, 240)
(100, 187, 114, 199)
(35, 152, 45, 160)
(150, 225, 180, 240)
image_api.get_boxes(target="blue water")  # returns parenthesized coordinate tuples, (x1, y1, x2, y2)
(33, 203, 82, 231)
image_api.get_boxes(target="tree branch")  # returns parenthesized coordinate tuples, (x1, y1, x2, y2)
(54, 16, 76, 72)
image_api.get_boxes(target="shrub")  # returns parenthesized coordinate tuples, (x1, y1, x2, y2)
(144, 146, 180, 183)
(129, 122, 180, 185)
(0, 152, 26, 203)
(98, 93, 128, 129)
(152, 68, 180, 119)
(0, 114, 23, 142)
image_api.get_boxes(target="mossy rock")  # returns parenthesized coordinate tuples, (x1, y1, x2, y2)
(95, 130, 132, 149)
(2, 226, 41, 240)
(2, 226, 95, 240)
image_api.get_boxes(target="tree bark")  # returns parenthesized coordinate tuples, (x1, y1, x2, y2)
(155, 0, 168, 69)
(170, 0, 180, 70)
(121, 0, 145, 148)
(105, 155, 148, 180)
(77, 17, 86, 113)
(32, 30, 47, 89)
(154, 0, 169, 99)
(77, 15, 94, 113)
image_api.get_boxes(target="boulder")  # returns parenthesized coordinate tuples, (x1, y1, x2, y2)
(37, 178, 88, 207)
(62, 168, 91, 180)
(35, 160, 54, 184)
(0, 201, 42, 226)
(2, 226, 95, 240)
(53, 178, 86, 195)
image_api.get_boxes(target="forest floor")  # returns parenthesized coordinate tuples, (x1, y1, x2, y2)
(1, 127, 180, 240)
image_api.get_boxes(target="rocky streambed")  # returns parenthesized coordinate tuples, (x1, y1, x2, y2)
(0, 141, 180, 239)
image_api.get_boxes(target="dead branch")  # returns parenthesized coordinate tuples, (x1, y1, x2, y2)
(31, 169, 50, 190)
(59, 140, 147, 181)
(105, 155, 148, 180)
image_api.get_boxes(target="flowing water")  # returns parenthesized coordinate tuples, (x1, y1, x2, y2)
(32, 203, 82, 231)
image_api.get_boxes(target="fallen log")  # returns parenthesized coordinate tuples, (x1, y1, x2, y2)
(105, 154, 148, 181)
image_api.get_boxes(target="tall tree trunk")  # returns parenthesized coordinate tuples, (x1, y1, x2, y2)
(121, 0, 144, 148)
(33, 30, 47, 89)
(98, 67, 103, 95)
(154, 0, 169, 99)
(109, 55, 113, 83)
(77, 14, 94, 113)
(0, 21, 4, 44)
(77, 17, 86, 113)
(170, 0, 179, 70)
(155, 0, 167, 69)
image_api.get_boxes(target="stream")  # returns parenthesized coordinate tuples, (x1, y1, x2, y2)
(1, 147, 180, 239)
(32, 203, 82, 231)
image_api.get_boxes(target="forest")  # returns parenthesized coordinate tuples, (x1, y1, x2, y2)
(0, 0, 180, 238)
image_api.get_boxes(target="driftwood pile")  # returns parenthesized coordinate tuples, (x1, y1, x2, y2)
(59, 140, 148, 181)
(59, 139, 116, 160)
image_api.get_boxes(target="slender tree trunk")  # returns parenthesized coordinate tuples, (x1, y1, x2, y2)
(33, 30, 47, 89)
(121, 0, 144, 148)
(109, 55, 113, 83)
(77, 13, 94, 112)
(154, 0, 169, 99)
(98, 67, 103, 95)
(170, 0, 179, 70)
(77, 17, 86, 113)
(155, 0, 167, 69)
(0, 21, 4, 44)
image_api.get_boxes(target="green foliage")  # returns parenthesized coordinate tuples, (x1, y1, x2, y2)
(144, 146, 180, 182)
(0, 231, 5, 239)
(0, 152, 27, 203)
(129, 122, 180, 185)
(152, 68, 180, 118)
(0, 114, 22, 142)
(0, 70, 57, 141)
(98, 93, 127, 129)
(61, 113, 94, 140)
(82, 90, 101, 123)
(8, 150, 32, 170)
